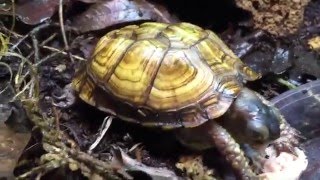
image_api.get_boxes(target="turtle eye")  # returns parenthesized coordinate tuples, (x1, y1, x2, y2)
(248, 129, 265, 143)
(247, 120, 269, 143)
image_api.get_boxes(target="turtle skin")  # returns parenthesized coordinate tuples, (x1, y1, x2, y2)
(61, 22, 301, 179)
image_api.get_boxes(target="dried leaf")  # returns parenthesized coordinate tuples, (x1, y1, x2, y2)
(0, 121, 31, 179)
(71, 0, 176, 33)
(0, 93, 31, 179)
(0, 83, 32, 179)
(111, 148, 181, 180)
(15, 0, 61, 25)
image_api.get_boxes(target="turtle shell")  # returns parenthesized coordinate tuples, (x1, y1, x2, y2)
(72, 22, 261, 129)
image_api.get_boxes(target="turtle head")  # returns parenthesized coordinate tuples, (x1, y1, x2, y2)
(222, 88, 281, 146)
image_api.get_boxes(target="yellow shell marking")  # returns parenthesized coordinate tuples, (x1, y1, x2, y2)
(147, 49, 214, 110)
(89, 37, 134, 81)
(108, 39, 168, 104)
(135, 22, 168, 39)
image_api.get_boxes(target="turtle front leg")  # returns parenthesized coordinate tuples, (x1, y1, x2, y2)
(175, 120, 259, 180)
(204, 121, 259, 179)
(272, 114, 303, 155)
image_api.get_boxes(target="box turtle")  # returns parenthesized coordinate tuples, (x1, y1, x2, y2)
(54, 22, 301, 179)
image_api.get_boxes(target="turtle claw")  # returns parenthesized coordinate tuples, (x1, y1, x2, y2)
(272, 125, 304, 155)
(51, 84, 76, 109)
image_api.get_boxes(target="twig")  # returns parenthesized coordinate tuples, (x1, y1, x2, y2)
(10, 0, 16, 34)
(88, 116, 113, 154)
(67, 147, 119, 177)
(12, 79, 34, 101)
(16, 160, 66, 180)
(40, 33, 58, 46)
(59, 0, 74, 62)
(40, 131, 120, 179)
(41, 45, 86, 61)
(59, 0, 68, 50)
(26, 33, 58, 59)
(23, 102, 120, 179)
(152, 7, 170, 23)
(0, 24, 22, 38)
(28, 81, 35, 98)
(31, 34, 40, 63)
(3, 52, 39, 100)
(35, 51, 61, 66)
(9, 22, 51, 51)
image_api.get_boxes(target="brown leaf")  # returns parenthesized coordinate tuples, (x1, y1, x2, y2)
(111, 148, 180, 179)
(71, 0, 177, 33)
(15, 0, 61, 25)
(0, 84, 32, 179)
(0, 121, 31, 179)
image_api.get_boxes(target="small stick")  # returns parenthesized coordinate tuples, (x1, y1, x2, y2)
(9, 22, 50, 51)
(88, 116, 113, 154)
(0, 25, 22, 38)
(40, 33, 58, 46)
(59, 0, 74, 62)
(59, 0, 68, 50)
(26, 33, 58, 58)
(35, 51, 60, 66)
(31, 34, 40, 63)
(41, 45, 86, 61)
(16, 161, 66, 180)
